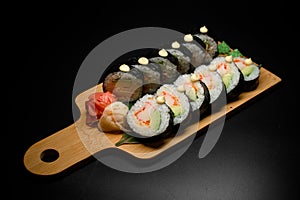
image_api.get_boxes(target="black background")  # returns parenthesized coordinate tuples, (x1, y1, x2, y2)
(8, 2, 299, 200)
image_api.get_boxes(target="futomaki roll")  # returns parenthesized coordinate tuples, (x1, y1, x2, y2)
(194, 64, 226, 111)
(233, 57, 260, 91)
(126, 94, 171, 138)
(193, 26, 218, 58)
(208, 55, 244, 101)
(167, 41, 193, 74)
(130, 57, 162, 94)
(102, 63, 144, 103)
(155, 84, 190, 125)
(173, 74, 210, 115)
(148, 48, 180, 84)
(181, 34, 212, 67)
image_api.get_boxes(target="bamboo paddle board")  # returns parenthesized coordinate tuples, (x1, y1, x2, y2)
(23, 67, 281, 176)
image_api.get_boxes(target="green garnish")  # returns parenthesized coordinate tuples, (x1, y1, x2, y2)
(115, 133, 139, 147)
(158, 60, 164, 65)
(257, 64, 262, 69)
(228, 49, 243, 57)
(217, 41, 231, 54)
(128, 101, 135, 110)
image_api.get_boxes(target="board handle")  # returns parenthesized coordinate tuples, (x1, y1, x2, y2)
(23, 123, 92, 176)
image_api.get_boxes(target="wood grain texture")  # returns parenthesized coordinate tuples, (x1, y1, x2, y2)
(23, 67, 281, 176)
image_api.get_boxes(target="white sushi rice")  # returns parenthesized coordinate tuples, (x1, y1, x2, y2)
(155, 84, 190, 125)
(173, 74, 205, 111)
(209, 56, 241, 93)
(194, 65, 223, 104)
(126, 94, 170, 137)
(233, 57, 260, 81)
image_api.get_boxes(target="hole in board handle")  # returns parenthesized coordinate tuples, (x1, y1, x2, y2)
(40, 149, 59, 163)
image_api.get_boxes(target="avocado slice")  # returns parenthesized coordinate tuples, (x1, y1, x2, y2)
(241, 65, 254, 77)
(170, 105, 183, 117)
(186, 87, 197, 101)
(150, 110, 161, 131)
(222, 73, 232, 89)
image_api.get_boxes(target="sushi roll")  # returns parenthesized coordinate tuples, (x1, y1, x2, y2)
(194, 64, 226, 111)
(173, 74, 210, 116)
(166, 41, 193, 74)
(233, 57, 260, 91)
(181, 33, 212, 67)
(155, 84, 190, 125)
(208, 55, 244, 101)
(148, 48, 180, 84)
(192, 26, 218, 58)
(102, 63, 144, 103)
(130, 56, 162, 94)
(126, 94, 172, 138)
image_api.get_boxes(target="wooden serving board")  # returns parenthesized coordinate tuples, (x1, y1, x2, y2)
(23, 67, 281, 176)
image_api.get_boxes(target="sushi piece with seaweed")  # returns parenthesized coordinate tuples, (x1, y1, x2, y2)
(173, 73, 210, 116)
(129, 56, 162, 95)
(155, 84, 190, 125)
(101, 63, 144, 103)
(194, 64, 226, 111)
(167, 40, 195, 74)
(126, 94, 172, 139)
(181, 34, 212, 68)
(147, 48, 180, 84)
(233, 57, 260, 91)
(208, 55, 244, 101)
(192, 26, 218, 58)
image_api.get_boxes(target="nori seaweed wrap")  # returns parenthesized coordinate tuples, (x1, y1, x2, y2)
(129, 56, 162, 95)
(181, 34, 212, 67)
(147, 48, 180, 84)
(233, 57, 260, 91)
(208, 56, 244, 101)
(101, 63, 144, 103)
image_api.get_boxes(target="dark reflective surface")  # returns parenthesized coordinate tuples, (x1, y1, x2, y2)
(12, 3, 298, 200)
